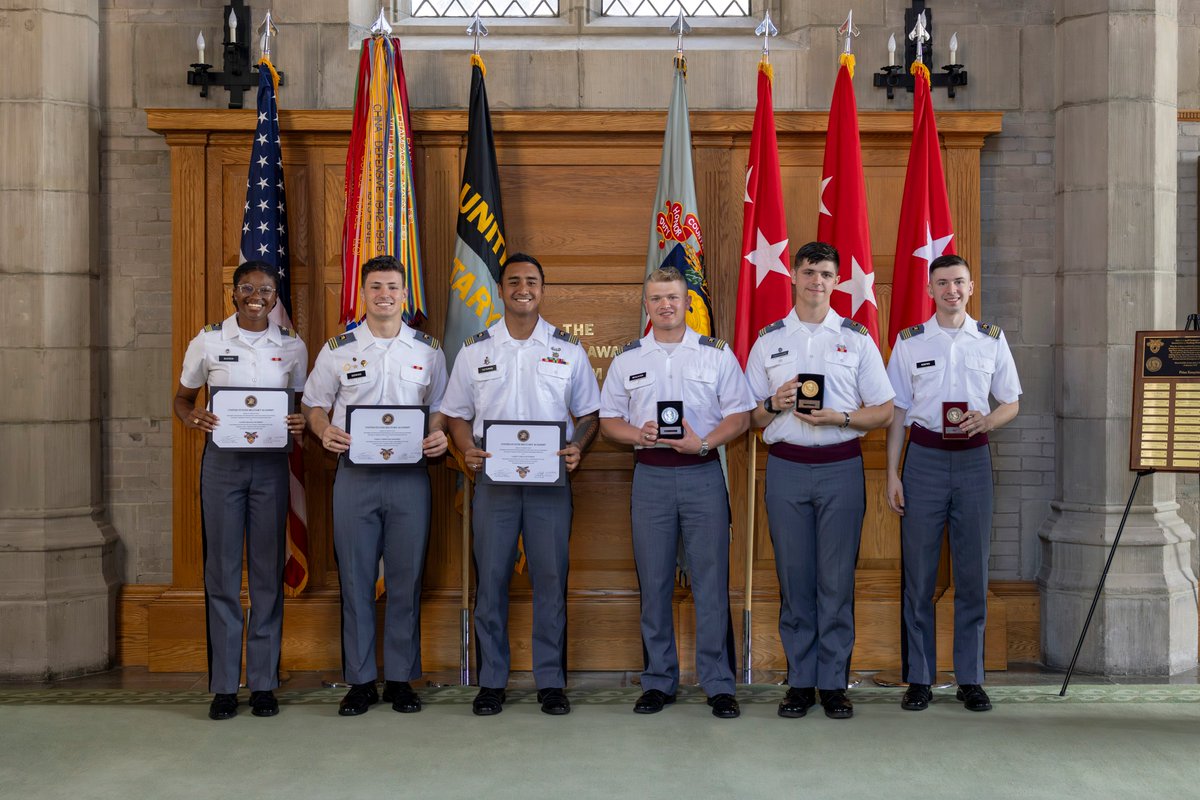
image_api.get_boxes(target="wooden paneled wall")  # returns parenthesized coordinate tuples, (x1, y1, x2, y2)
(142, 107, 1033, 675)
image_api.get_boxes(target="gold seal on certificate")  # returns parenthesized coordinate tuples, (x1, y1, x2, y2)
(479, 420, 567, 486)
(208, 386, 294, 452)
(345, 405, 428, 466)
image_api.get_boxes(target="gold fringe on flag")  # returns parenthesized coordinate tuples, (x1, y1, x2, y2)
(674, 52, 687, 78)
(470, 52, 486, 77)
(758, 57, 774, 85)
(839, 52, 856, 79)
(259, 56, 281, 93)
(911, 60, 931, 85)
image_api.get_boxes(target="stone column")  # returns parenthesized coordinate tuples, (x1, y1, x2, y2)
(0, 1, 117, 679)
(1039, 0, 1197, 674)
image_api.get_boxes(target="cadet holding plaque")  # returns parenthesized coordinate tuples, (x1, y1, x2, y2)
(302, 256, 449, 718)
(442, 254, 601, 717)
(173, 261, 308, 721)
(746, 242, 894, 721)
(600, 266, 754, 719)
(884, 254, 1021, 714)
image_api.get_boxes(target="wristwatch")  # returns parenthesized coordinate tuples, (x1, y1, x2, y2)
(764, 396, 782, 414)
(840, 411, 851, 429)
(698, 439, 710, 457)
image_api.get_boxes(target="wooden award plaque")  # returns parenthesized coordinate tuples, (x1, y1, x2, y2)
(1130, 330, 1200, 472)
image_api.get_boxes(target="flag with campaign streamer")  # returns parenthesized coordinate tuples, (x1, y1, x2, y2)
(643, 54, 713, 338)
(818, 52, 880, 344)
(733, 58, 791, 368)
(445, 53, 506, 370)
(888, 60, 955, 347)
(340, 35, 425, 328)
(238, 56, 309, 597)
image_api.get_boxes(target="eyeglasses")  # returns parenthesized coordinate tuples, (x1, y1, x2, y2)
(236, 284, 277, 298)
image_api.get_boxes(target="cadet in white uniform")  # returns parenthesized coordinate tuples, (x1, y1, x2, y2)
(303, 255, 449, 717)
(599, 267, 753, 719)
(885, 254, 1021, 713)
(442, 254, 601, 717)
(174, 260, 308, 721)
(746, 242, 894, 721)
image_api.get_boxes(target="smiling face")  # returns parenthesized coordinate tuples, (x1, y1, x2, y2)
(927, 262, 974, 315)
(791, 258, 839, 314)
(501, 260, 544, 319)
(361, 270, 408, 324)
(644, 278, 689, 334)
(232, 269, 278, 328)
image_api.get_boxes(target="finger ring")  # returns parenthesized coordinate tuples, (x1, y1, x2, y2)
(192, 418, 199, 424)
(473, 462, 480, 470)
(643, 433, 651, 440)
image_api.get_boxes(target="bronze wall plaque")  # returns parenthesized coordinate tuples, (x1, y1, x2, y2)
(1130, 330, 1200, 472)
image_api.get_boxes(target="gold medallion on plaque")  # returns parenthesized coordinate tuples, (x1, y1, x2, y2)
(801, 380, 819, 398)
(1148, 338, 1165, 354)
(946, 407, 965, 424)
(1146, 356, 1163, 373)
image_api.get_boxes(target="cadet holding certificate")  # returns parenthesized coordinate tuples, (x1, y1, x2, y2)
(208, 386, 294, 451)
(302, 256, 449, 717)
(173, 260, 308, 721)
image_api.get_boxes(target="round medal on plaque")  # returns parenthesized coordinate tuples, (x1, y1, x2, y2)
(657, 400, 684, 439)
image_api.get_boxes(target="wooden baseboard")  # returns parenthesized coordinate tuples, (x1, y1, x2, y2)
(120, 580, 1041, 673)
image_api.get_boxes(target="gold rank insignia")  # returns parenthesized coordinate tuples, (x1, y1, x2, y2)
(278, 325, 298, 338)
(699, 336, 727, 350)
(977, 321, 1002, 339)
(758, 320, 784, 337)
(413, 329, 440, 350)
(841, 319, 869, 336)
(619, 339, 642, 354)
(464, 329, 491, 347)
(203, 322, 223, 333)
(899, 324, 924, 340)
(326, 331, 356, 350)
(553, 329, 581, 346)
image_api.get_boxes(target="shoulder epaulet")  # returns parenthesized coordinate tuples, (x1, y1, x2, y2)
(325, 331, 356, 350)
(758, 320, 785, 338)
(699, 335, 727, 350)
(553, 328, 581, 346)
(278, 325, 297, 338)
(463, 329, 490, 348)
(412, 329, 440, 350)
(841, 318, 869, 336)
(899, 324, 924, 341)
(619, 339, 642, 354)
(202, 322, 222, 333)
(977, 321, 1002, 339)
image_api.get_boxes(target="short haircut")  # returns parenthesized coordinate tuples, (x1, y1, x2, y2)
(928, 254, 970, 276)
(644, 266, 687, 292)
(500, 252, 545, 283)
(232, 260, 279, 288)
(794, 241, 840, 269)
(360, 254, 406, 285)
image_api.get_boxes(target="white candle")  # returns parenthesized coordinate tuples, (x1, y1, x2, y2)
(197, 31, 205, 65)
(888, 33, 896, 66)
(949, 32, 959, 65)
(228, 9, 237, 42)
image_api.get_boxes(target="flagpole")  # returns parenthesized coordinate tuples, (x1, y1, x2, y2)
(460, 477, 472, 686)
(742, 429, 756, 683)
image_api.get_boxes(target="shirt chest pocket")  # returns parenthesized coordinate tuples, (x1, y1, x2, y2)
(824, 349, 860, 371)
(623, 370, 656, 396)
(910, 359, 945, 393)
(339, 365, 372, 387)
(765, 356, 797, 392)
(400, 362, 432, 387)
(964, 355, 995, 395)
(683, 368, 716, 406)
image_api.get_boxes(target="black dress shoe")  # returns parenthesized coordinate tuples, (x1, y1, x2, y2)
(383, 681, 422, 713)
(901, 683, 932, 711)
(633, 689, 677, 714)
(249, 690, 279, 717)
(956, 684, 992, 712)
(472, 687, 506, 716)
(208, 693, 238, 721)
(777, 686, 816, 719)
(537, 687, 571, 716)
(820, 689, 854, 719)
(338, 682, 380, 717)
(707, 693, 741, 719)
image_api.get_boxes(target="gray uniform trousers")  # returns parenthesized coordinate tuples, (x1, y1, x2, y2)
(200, 447, 289, 695)
(899, 440, 993, 685)
(472, 481, 573, 690)
(764, 454, 865, 691)
(631, 460, 736, 697)
(331, 460, 431, 685)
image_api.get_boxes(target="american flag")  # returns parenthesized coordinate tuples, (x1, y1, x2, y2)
(239, 57, 310, 596)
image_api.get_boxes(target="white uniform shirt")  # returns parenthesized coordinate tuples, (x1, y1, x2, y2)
(441, 317, 601, 440)
(179, 313, 307, 392)
(599, 327, 755, 443)
(886, 313, 1022, 432)
(303, 322, 448, 430)
(746, 309, 894, 447)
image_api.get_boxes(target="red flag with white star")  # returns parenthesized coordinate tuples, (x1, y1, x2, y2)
(887, 61, 956, 347)
(733, 61, 792, 368)
(818, 54, 879, 344)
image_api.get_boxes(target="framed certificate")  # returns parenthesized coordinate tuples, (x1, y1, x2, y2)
(207, 386, 294, 453)
(479, 420, 567, 487)
(345, 405, 429, 467)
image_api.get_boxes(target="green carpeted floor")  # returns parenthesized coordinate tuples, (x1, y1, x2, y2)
(2, 685, 1198, 799)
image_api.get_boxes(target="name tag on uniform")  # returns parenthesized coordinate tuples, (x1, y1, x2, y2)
(347, 370, 367, 380)
(770, 350, 790, 360)
(478, 365, 498, 374)
(219, 355, 239, 362)
(630, 371, 647, 381)
(916, 360, 936, 369)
